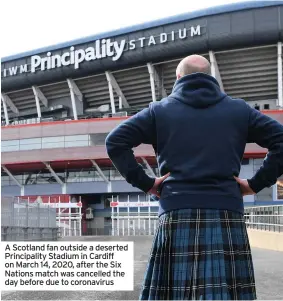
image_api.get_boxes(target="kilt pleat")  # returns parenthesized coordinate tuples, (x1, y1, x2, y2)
(139, 209, 257, 300)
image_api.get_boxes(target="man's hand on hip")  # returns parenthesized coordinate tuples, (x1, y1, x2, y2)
(234, 176, 256, 196)
(148, 173, 170, 198)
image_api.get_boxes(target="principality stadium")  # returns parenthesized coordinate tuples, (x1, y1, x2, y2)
(1, 0, 283, 237)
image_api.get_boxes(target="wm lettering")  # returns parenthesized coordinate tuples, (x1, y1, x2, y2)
(2, 64, 29, 77)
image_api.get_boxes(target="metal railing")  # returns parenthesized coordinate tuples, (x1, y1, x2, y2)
(1, 226, 58, 241)
(2, 106, 144, 127)
(244, 205, 283, 232)
(1, 197, 59, 241)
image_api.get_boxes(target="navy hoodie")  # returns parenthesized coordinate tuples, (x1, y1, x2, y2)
(106, 73, 283, 216)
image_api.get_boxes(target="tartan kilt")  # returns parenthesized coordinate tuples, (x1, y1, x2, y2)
(139, 208, 257, 300)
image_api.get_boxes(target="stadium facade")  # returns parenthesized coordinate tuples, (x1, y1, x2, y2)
(1, 1, 283, 236)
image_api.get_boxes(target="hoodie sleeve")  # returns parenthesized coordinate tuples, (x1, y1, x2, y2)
(246, 107, 283, 193)
(105, 106, 156, 193)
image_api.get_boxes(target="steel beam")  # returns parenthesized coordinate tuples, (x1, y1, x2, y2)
(67, 78, 83, 102)
(277, 42, 283, 108)
(106, 77, 116, 114)
(32, 85, 48, 107)
(209, 51, 224, 92)
(67, 78, 80, 120)
(105, 71, 129, 108)
(118, 96, 122, 110)
(142, 157, 156, 177)
(43, 162, 64, 185)
(1, 93, 19, 114)
(1, 95, 9, 125)
(90, 159, 109, 183)
(32, 86, 42, 118)
(147, 63, 167, 101)
(2, 165, 22, 188)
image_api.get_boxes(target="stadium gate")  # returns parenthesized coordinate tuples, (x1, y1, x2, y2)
(110, 195, 159, 236)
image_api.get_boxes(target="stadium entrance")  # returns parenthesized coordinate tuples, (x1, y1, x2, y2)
(110, 195, 159, 236)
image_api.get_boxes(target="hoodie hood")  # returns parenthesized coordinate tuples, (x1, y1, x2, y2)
(171, 73, 227, 108)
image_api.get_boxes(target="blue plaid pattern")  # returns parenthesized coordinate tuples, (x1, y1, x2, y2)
(139, 209, 257, 300)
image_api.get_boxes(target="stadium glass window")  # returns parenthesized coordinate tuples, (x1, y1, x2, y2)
(24, 172, 51, 185)
(65, 140, 89, 148)
(64, 135, 89, 148)
(264, 104, 270, 110)
(1, 176, 11, 186)
(20, 138, 41, 145)
(254, 104, 260, 110)
(19, 138, 41, 150)
(43, 142, 65, 149)
(64, 135, 89, 142)
(42, 136, 64, 149)
(42, 136, 65, 143)
(103, 169, 111, 180)
(66, 171, 79, 183)
(1, 139, 20, 152)
(89, 133, 108, 146)
(94, 170, 104, 181)
(110, 169, 123, 180)
(14, 175, 24, 185)
(241, 158, 250, 165)
(277, 176, 283, 200)
(20, 144, 41, 151)
(79, 170, 95, 182)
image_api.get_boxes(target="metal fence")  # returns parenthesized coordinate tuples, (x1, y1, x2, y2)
(244, 205, 283, 232)
(1, 197, 58, 241)
(110, 203, 283, 236)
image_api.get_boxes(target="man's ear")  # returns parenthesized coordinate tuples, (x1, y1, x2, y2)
(176, 73, 181, 80)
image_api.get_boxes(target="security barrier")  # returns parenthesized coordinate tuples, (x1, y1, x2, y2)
(1, 196, 58, 241)
(244, 205, 283, 232)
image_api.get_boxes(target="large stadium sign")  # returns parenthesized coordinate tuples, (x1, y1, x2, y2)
(2, 25, 201, 77)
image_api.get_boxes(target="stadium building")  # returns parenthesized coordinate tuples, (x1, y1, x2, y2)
(1, 1, 283, 236)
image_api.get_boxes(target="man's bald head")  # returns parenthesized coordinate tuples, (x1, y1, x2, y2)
(176, 55, 211, 79)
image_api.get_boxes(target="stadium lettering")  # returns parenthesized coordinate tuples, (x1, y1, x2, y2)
(30, 39, 126, 73)
(2, 25, 202, 77)
(128, 26, 201, 49)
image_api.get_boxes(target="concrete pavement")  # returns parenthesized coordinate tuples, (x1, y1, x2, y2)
(2, 236, 283, 300)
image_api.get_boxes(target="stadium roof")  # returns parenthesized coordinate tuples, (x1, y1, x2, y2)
(2, 0, 282, 62)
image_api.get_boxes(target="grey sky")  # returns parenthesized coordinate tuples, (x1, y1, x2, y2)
(1, 0, 248, 58)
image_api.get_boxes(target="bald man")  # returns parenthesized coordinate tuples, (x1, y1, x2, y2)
(106, 55, 283, 300)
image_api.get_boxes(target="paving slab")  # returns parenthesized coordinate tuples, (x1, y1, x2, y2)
(2, 236, 283, 300)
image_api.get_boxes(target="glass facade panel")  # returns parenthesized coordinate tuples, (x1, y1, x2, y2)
(277, 176, 283, 199)
(65, 135, 89, 142)
(65, 140, 89, 148)
(19, 143, 41, 150)
(1, 176, 10, 186)
(2, 140, 19, 146)
(90, 133, 108, 146)
(42, 136, 64, 143)
(95, 171, 104, 181)
(1, 140, 20, 152)
(20, 138, 41, 145)
(18, 138, 41, 150)
(2, 135, 93, 152)
(110, 169, 123, 180)
(43, 142, 65, 149)
(2, 145, 20, 152)
(14, 175, 24, 185)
